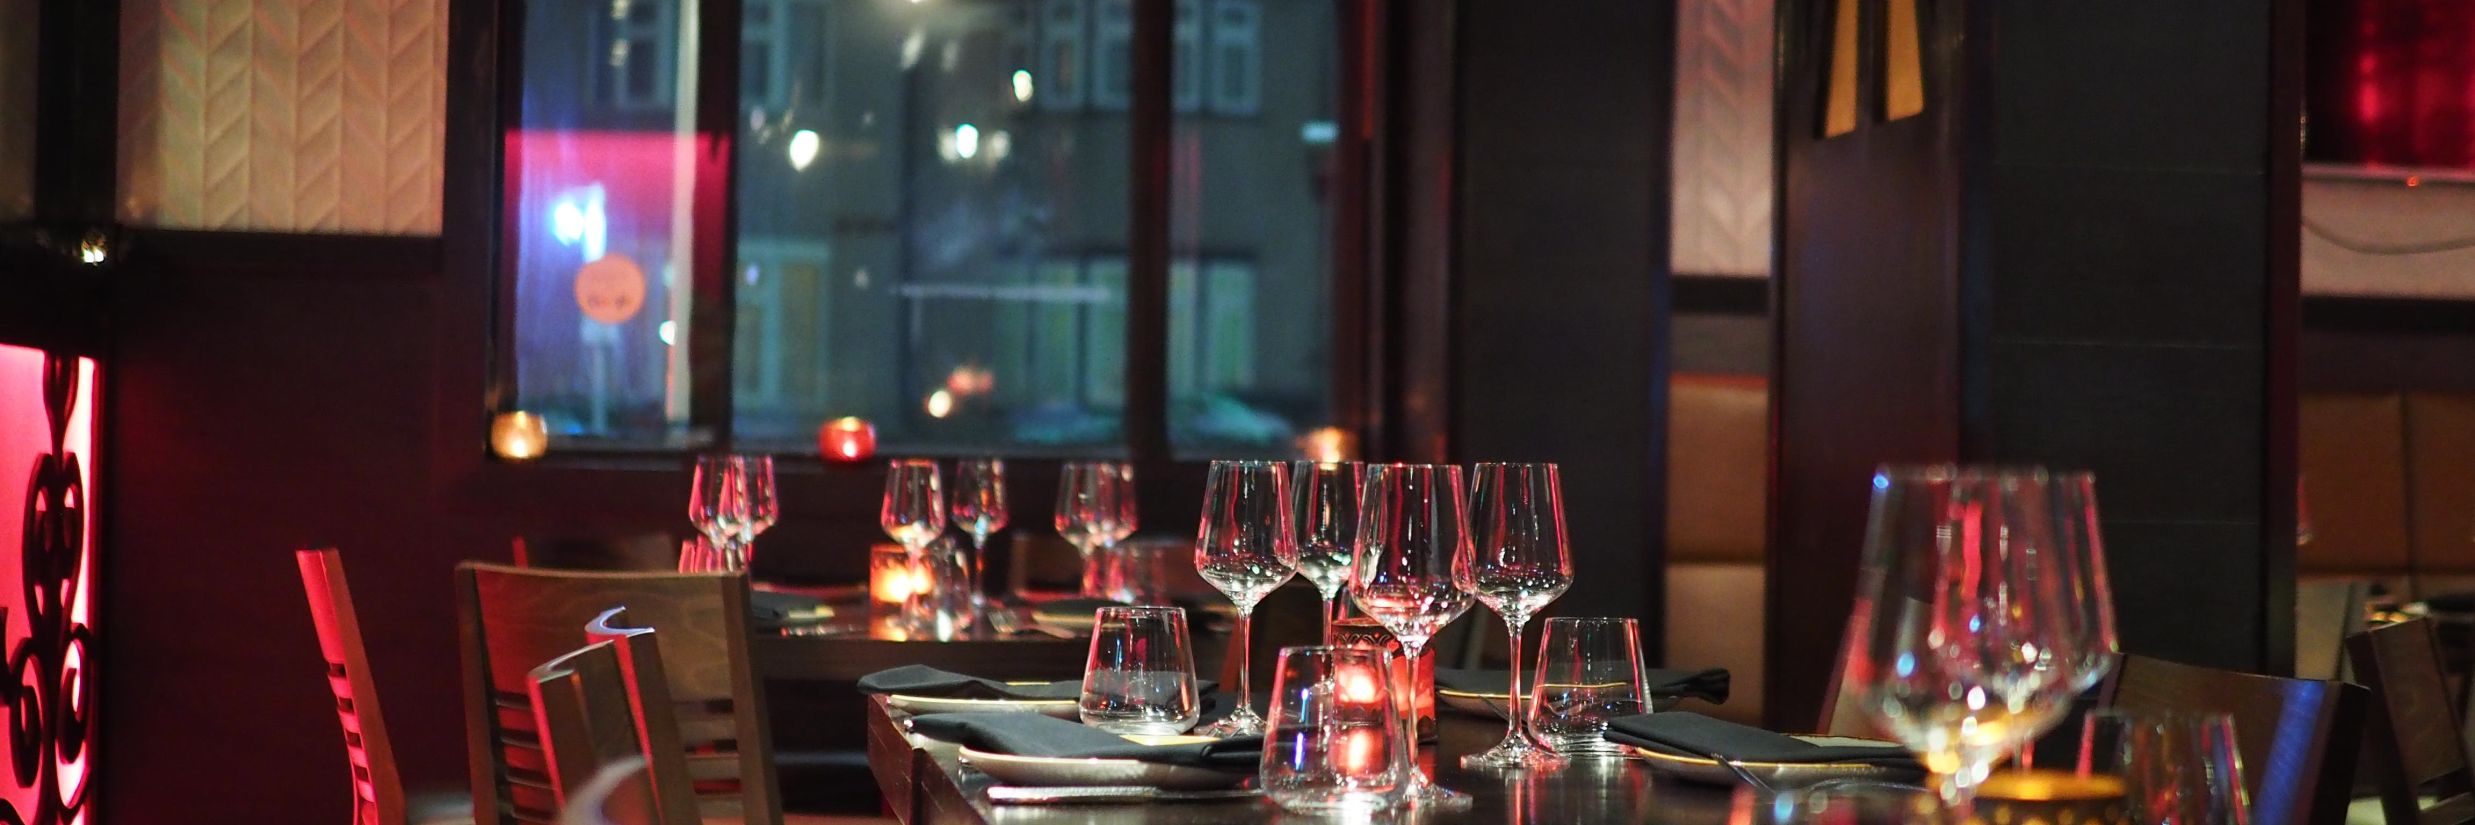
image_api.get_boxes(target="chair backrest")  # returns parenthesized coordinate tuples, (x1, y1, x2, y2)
(297, 548, 409, 825)
(2347, 619, 2475, 825)
(581, 609, 702, 823)
(2104, 654, 2367, 825)
(456, 562, 783, 825)
(555, 757, 659, 825)
(530, 636, 699, 825)
(513, 533, 680, 572)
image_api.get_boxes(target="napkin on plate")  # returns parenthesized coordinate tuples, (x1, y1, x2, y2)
(857, 665, 1084, 701)
(1435, 667, 1732, 705)
(909, 712, 1261, 770)
(1603, 712, 1919, 768)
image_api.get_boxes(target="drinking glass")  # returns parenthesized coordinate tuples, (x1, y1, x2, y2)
(1261, 645, 1407, 815)
(1196, 461, 1299, 737)
(1843, 465, 2085, 804)
(1350, 462, 1476, 807)
(1079, 605, 1200, 735)
(742, 455, 778, 547)
(881, 460, 954, 630)
(949, 458, 1008, 610)
(689, 454, 749, 558)
(1057, 461, 1138, 598)
(678, 536, 720, 573)
(2078, 711, 2250, 825)
(2048, 472, 2119, 694)
(905, 537, 976, 641)
(1290, 460, 1361, 643)
(1527, 617, 1647, 757)
(1456, 462, 1573, 769)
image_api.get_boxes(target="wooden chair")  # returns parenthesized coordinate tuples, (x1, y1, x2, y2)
(297, 549, 475, 825)
(529, 635, 698, 825)
(554, 758, 658, 825)
(2348, 619, 2475, 825)
(513, 533, 680, 573)
(455, 563, 783, 825)
(2104, 654, 2368, 825)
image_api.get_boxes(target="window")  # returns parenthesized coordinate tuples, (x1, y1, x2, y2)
(500, 0, 1360, 459)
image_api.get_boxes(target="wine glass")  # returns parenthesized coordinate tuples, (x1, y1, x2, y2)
(1843, 465, 2084, 805)
(739, 455, 777, 570)
(1291, 460, 1362, 643)
(1195, 460, 1298, 737)
(1057, 461, 1137, 598)
(690, 454, 749, 559)
(950, 458, 1008, 611)
(880, 460, 949, 628)
(1455, 462, 1573, 769)
(1350, 462, 1476, 807)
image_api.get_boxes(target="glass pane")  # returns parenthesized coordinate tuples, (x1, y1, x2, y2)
(505, 0, 717, 446)
(0, 0, 33, 223)
(1168, 0, 1338, 457)
(730, 0, 1126, 455)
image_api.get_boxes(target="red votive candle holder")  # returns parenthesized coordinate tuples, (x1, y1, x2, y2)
(1332, 617, 1435, 739)
(819, 417, 877, 463)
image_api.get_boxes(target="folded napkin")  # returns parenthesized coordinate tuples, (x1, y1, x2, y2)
(909, 712, 1261, 770)
(1603, 712, 1920, 768)
(857, 665, 1084, 701)
(1028, 597, 1132, 621)
(1435, 667, 1732, 705)
(749, 590, 831, 630)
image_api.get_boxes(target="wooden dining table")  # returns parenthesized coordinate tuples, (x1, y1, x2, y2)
(860, 694, 1763, 825)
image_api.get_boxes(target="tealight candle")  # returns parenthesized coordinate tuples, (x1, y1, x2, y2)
(1332, 617, 1436, 738)
(490, 411, 549, 461)
(868, 544, 916, 610)
(819, 416, 877, 463)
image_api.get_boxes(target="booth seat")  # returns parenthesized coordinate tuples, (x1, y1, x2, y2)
(1665, 373, 1769, 725)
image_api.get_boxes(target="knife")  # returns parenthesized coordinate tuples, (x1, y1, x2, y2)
(985, 786, 1262, 805)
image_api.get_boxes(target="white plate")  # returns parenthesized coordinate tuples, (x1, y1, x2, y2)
(886, 694, 1080, 719)
(959, 735, 1249, 791)
(1625, 735, 1922, 786)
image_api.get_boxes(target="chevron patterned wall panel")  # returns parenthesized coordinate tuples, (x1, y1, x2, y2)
(1670, 0, 1772, 278)
(117, 0, 448, 235)
(0, 0, 35, 223)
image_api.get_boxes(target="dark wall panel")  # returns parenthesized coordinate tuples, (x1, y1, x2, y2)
(1451, 0, 1672, 635)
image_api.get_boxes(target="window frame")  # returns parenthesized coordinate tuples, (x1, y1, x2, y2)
(487, 0, 1393, 468)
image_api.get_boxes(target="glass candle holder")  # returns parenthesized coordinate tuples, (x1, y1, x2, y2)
(868, 543, 919, 614)
(1332, 617, 1436, 739)
(819, 416, 877, 463)
(490, 411, 549, 460)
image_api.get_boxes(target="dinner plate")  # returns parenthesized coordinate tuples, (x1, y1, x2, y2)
(959, 735, 1249, 791)
(1624, 735, 1922, 786)
(886, 693, 1080, 719)
(1435, 688, 1677, 720)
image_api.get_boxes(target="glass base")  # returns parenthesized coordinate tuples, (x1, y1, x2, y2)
(1199, 704, 1267, 737)
(1402, 768, 1471, 809)
(1461, 732, 1566, 770)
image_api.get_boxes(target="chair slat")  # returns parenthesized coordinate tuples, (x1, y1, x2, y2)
(2348, 619, 2475, 825)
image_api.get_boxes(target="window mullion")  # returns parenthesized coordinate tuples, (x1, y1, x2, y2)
(689, 0, 745, 448)
(1126, 0, 1175, 465)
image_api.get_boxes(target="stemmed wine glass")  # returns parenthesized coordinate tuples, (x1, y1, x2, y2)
(1351, 463, 1477, 807)
(950, 458, 1008, 611)
(1057, 461, 1138, 598)
(1290, 460, 1361, 643)
(738, 455, 777, 570)
(1455, 462, 1573, 770)
(1843, 465, 2085, 805)
(880, 460, 949, 629)
(1195, 461, 1299, 737)
(690, 454, 750, 562)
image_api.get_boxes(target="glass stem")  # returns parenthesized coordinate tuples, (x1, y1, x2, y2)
(968, 530, 989, 602)
(1502, 613, 1525, 743)
(1319, 594, 1337, 645)
(1397, 639, 1426, 781)
(1233, 608, 1254, 711)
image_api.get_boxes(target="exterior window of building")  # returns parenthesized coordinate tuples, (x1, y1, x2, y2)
(504, 0, 1356, 458)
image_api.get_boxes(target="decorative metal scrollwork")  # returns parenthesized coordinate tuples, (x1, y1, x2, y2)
(9, 354, 94, 825)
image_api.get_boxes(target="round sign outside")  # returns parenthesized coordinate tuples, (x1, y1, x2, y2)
(575, 254, 648, 324)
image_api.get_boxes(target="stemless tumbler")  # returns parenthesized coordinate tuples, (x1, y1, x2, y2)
(1079, 606, 1200, 735)
(1262, 646, 1407, 815)
(1527, 617, 1649, 757)
(2078, 710, 2250, 825)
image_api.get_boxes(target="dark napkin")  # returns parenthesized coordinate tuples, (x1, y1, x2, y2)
(1604, 712, 1919, 768)
(909, 712, 1261, 770)
(857, 665, 1084, 701)
(748, 590, 830, 630)
(1436, 667, 1732, 705)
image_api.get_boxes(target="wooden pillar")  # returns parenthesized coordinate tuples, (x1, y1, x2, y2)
(1768, 0, 2301, 729)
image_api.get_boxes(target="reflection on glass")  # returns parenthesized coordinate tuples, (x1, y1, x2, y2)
(728, 0, 1125, 453)
(1170, 0, 1341, 456)
(507, 0, 715, 445)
